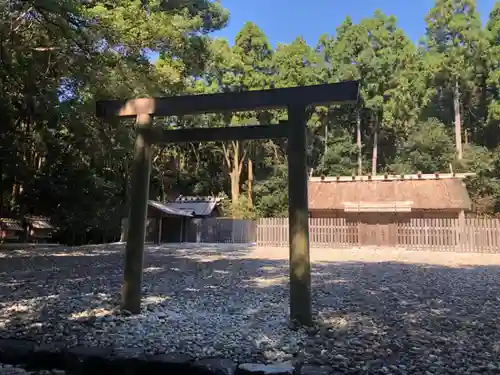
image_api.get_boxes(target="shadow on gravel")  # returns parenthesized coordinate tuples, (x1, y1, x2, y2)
(0, 244, 499, 373)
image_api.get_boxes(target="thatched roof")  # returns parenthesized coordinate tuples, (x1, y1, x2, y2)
(308, 177, 472, 211)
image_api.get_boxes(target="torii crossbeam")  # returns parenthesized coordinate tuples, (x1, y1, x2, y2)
(96, 80, 359, 325)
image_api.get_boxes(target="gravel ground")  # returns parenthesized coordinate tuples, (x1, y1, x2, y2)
(1, 243, 500, 374)
(0, 364, 65, 375)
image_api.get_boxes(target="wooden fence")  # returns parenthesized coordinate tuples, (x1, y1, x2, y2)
(185, 218, 256, 244)
(126, 216, 500, 252)
(255, 217, 500, 252)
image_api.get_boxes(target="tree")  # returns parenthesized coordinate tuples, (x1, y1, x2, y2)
(272, 36, 323, 175)
(390, 118, 455, 173)
(198, 23, 274, 215)
(230, 23, 273, 212)
(424, 0, 487, 159)
(486, 3, 500, 129)
(0, 0, 229, 240)
(317, 17, 368, 174)
(316, 128, 358, 176)
(359, 11, 415, 174)
(318, 12, 413, 175)
(253, 164, 289, 218)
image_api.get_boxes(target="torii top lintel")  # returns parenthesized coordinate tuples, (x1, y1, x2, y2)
(95, 80, 359, 118)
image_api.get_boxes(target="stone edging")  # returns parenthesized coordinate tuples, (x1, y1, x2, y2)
(0, 339, 333, 375)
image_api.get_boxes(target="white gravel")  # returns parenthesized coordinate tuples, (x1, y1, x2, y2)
(0, 364, 65, 375)
(1, 243, 500, 373)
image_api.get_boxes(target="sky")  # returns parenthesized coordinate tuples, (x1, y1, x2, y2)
(213, 0, 497, 46)
(148, 0, 496, 62)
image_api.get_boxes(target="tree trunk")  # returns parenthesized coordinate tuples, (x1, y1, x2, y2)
(231, 141, 240, 208)
(122, 158, 129, 208)
(222, 141, 246, 213)
(356, 110, 362, 175)
(230, 170, 240, 207)
(228, 141, 243, 208)
(247, 158, 253, 208)
(160, 172, 166, 202)
(371, 113, 378, 176)
(324, 122, 328, 162)
(0, 158, 3, 216)
(454, 80, 463, 160)
(271, 142, 280, 174)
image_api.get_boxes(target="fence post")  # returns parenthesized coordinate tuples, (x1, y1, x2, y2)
(458, 210, 465, 251)
(231, 219, 235, 243)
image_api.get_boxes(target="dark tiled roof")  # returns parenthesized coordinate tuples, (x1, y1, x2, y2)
(0, 218, 23, 231)
(148, 201, 194, 217)
(25, 216, 54, 229)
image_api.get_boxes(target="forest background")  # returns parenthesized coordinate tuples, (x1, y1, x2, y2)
(1, 0, 499, 244)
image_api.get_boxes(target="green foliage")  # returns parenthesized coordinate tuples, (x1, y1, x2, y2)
(253, 165, 289, 218)
(423, 0, 489, 136)
(0, 0, 229, 243)
(273, 37, 320, 88)
(390, 118, 455, 173)
(221, 195, 258, 220)
(458, 144, 500, 214)
(316, 128, 358, 176)
(424, 0, 484, 84)
(486, 3, 500, 124)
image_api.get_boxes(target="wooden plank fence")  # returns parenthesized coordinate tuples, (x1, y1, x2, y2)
(141, 216, 500, 253)
(255, 217, 500, 252)
(185, 218, 256, 244)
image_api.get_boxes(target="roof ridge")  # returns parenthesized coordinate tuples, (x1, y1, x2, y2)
(310, 172, 476, 183)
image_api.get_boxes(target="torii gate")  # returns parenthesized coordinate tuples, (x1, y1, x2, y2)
(96, 80, 359, 325)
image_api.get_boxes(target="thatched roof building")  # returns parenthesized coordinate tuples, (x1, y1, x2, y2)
(308, 173, 473, 217)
